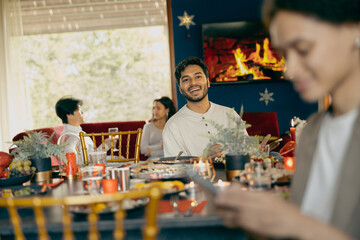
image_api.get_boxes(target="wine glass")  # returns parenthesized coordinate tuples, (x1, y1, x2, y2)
(108, 127, 119, 151)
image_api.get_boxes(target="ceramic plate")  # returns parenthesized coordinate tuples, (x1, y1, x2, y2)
(68, 197, 149, 215)
(0, 173, 35, 187)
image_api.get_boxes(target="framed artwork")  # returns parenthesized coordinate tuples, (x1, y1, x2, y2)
(202, 21, 285, 84)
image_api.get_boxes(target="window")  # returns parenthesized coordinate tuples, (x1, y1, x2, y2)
(21, 0, 171, 128)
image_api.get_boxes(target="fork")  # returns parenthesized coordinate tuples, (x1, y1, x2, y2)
(170, 195, 180, 216)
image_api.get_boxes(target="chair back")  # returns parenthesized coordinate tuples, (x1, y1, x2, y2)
(242, 112, 280, 137)
(79, 128, 143, 164)
(0, 186, 162, 240)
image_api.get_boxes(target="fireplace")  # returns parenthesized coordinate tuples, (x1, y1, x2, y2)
(202, 21, 285, 84)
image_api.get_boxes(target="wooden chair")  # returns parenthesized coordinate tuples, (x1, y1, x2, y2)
(0, 185, 162, 240)
(79, 128, 143, 164)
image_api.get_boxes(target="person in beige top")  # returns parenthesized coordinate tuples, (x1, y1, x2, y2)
(215, 0, 360, 239)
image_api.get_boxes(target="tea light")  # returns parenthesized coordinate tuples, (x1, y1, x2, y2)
(284, 157, 296, 172)
(214, 179, 231, 192)
(185, 181, 197, 196)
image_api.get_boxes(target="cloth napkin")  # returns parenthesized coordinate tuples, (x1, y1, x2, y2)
(158, 200, 207, 214)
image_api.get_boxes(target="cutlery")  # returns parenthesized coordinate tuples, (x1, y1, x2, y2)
(174, 151, 183, 161)
(280, 148, 295, 156)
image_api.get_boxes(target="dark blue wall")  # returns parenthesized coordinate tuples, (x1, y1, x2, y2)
(170, 0, 317, 134)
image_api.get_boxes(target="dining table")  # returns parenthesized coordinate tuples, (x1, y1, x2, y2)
(0, 162, 254, 240)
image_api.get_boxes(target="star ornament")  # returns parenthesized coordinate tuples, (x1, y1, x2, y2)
(259, 88, 275, 106)
(178, 11, 195, 30)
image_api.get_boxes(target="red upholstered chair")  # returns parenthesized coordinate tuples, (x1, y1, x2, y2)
(241, 112, 280, 138)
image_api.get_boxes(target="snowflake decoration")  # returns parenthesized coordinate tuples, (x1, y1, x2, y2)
(178, 11, 195, 30)
(259, 88, 274, 106)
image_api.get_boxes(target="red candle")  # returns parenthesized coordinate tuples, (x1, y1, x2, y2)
(284, 157, 296, 172)
(102, 179, 118, 194)
(290, 119, 296, 142)
(65, 152, 77, 176)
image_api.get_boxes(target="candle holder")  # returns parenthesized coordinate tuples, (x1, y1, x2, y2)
(192, 157, 216, 182)
(213, 179, 231, 192)
(283, 157, 296, 172)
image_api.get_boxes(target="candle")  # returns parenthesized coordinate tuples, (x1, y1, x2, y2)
(102, 178, 119, 194)
(290, 119, 296, 142)
(185, 181, 197, 196)
(283, 157, 296, 172)
(214, 179, 231, 192)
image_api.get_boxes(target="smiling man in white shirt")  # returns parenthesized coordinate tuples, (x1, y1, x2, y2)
(163, 57, 247, 157)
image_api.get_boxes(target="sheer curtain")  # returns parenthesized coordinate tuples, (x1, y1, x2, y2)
(0, 0, 32, 150)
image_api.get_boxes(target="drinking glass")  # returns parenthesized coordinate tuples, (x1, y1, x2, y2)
(89, 151, 107, 174)
(248, 162, 272, 191)
(108, 127, 119, 151)
(80, 166, 104, 194)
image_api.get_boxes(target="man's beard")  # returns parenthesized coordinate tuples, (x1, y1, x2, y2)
(181, 85, 209, 103)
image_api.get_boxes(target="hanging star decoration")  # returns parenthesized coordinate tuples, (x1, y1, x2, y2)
(178, 11, 195, 30)
(259, 88, 275, 106)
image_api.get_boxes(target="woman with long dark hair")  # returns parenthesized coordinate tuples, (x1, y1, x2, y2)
(140, 96, 176, 159)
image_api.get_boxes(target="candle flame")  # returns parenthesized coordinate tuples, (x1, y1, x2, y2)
(218, 179, 224, 186)
(286, 158, 294, 167)
(291, 119, 294, 127)
(189, 181, 195, 188)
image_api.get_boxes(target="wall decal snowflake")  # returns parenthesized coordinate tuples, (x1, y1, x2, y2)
(178, 11, 195, 30)
(259, 88, 274, 106)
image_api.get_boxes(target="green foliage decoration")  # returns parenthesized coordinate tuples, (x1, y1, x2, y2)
(10, 130, 68, 163)
(203, 111, 265, 158)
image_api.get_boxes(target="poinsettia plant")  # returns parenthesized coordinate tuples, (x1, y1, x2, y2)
(10, 130, 68, 163)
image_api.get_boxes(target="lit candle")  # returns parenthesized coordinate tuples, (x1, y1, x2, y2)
(198, 160, 205, 175)
(290, 119, 296, 142)
(283, 157, 296, 172)
(186, 181, 197, 196)
(214, 179, 231, 192)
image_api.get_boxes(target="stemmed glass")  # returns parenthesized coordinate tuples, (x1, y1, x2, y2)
(108, 127, 119, 151)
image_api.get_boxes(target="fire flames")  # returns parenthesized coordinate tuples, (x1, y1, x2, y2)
(225, 37, 285, 81)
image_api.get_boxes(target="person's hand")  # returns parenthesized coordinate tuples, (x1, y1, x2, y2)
(145, 147, 152, 157)
(104, 137, 118, 148)
(206, 144, 223, 158)
(215, 183, 304, 238)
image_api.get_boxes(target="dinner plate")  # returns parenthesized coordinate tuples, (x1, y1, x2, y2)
(68, 197, 149, 215)
(153, 156, 196, 165)
(0, 173, 35, 187)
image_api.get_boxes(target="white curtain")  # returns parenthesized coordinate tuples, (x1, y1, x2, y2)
(0, 0, 32, 151)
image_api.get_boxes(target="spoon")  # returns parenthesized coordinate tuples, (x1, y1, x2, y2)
(174, 151, 183, 161)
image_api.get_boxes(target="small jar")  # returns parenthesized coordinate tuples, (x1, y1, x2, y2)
(66, 152, 78, 179)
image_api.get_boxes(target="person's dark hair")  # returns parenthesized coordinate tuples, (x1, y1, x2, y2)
(262, 0, 360, 27)
(154, 96, 176, 120)
(55, 97, 83, 124)
(174, 56, 209, 85)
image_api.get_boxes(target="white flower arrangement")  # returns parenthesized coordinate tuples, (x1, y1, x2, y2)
(292, 116, 307, 142)
(202, 111, 264, 158)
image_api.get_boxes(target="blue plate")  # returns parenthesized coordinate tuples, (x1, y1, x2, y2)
(0, 173, 34, 187)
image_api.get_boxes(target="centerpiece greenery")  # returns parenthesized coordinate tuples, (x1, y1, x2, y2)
(202, 111, 265, 158)
(10, 130, 68, 170)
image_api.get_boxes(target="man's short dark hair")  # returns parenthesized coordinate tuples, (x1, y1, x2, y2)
(174, 57, 209, 85)
(55, 97, 83, 124)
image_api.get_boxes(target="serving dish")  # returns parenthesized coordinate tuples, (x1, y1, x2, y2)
(0, 173, 35, 187)
(131, 164, 190, 180)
